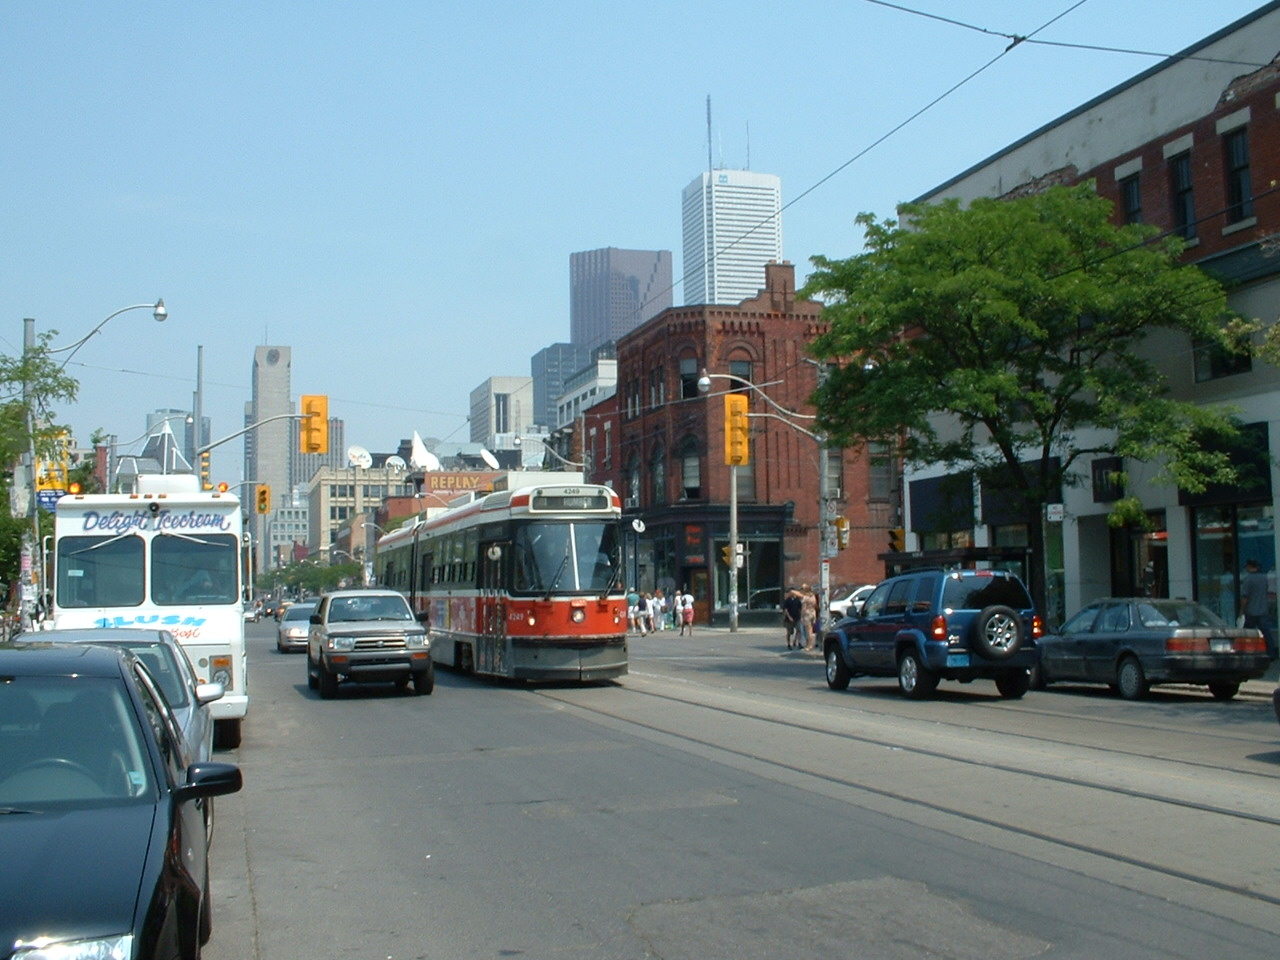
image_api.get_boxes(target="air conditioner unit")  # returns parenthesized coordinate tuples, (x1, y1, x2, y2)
(624, 497, 638, 509)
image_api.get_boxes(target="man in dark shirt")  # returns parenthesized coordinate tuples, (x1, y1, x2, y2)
(782, 588, 803, 650)
(1241, 559, 1277, 660)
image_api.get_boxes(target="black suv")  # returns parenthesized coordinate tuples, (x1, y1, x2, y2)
(823, 568, 1041, 699)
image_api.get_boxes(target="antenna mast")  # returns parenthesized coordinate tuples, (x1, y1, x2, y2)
(706, 94, 712, 173)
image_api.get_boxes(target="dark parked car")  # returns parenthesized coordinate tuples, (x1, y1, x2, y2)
(0, 642, 242, 958)
(823, 568, 1042, 699)
(1034, 597, 1270, 700)
(307, 590, 432, 698)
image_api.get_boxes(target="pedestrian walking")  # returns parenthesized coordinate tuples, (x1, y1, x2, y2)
(678, 586, 695, 636)
(1241, 559, 1277, 660)
(642, 592, 657, 634)
(627, 587, 646, 636)
(783, 588, 802, 649)
(654, 588, 668, 630)
(800, 584, 817, 652)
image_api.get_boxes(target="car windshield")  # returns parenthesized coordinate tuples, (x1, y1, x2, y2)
(0, 676, 154, 807)
(1134, 600, 1230, 629)
(284, 605, 315, 622)
(326, 595, 412, 623)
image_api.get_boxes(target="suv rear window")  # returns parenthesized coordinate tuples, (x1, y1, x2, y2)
(941, 574, 1032, 611)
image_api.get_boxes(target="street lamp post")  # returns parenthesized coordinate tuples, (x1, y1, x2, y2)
(697, 367, 827, 634)
(20, 300, 166, 628)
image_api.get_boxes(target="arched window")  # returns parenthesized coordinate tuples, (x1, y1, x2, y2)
(678, 435, 701, 499)
(626, 453, 641, 507)
(649, 442, 666, 505)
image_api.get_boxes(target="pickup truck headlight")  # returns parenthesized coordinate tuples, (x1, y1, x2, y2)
(329, 636, 356, 651)
(406, 633, 428, 648)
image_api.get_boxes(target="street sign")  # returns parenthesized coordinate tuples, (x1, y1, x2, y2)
(36, 489, 65, 512)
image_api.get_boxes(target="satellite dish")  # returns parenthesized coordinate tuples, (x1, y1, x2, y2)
(347, 445, 373, 469)
(479, 448, 500, 470)
(386, 455, 407, 470)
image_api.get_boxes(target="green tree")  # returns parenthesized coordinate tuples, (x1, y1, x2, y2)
(0, 332, 81, 594)
(804, 184, 1247, 612)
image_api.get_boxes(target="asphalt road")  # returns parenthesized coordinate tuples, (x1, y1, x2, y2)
(203, 619, 1280, 959)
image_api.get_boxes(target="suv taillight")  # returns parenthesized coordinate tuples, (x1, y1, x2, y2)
(930, 615, 948, 641)
(1031, 615, 1043, 639)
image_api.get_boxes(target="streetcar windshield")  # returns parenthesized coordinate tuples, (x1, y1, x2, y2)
(511, 521, 620, 595)
(56, 535, 146, 608)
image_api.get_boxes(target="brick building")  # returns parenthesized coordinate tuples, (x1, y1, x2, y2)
(912, 3, 1280, 623)
(582, 261, 888, 624)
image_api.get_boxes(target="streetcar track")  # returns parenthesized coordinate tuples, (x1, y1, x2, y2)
(531, 679, 1280, 911)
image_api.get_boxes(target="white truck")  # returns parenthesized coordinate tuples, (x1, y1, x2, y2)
(50, 474, 249, 748)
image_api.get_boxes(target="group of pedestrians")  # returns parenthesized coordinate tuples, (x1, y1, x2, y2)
(626, 586, 696, 636)
(782, 584, 819, 652)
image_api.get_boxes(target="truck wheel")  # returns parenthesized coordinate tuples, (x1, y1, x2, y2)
(825, 645, 851, 691)
(317, 661, 339, 699)
(413, 662, 435, 696)
(214, 718, 241, 749)
(898, 651, 938, 699)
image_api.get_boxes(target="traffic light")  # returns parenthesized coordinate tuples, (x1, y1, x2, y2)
(255, 484, 271, 514)
(888, 526, 905, 553)
(835, 516, 850, 550)
(721, 544, 734, 566)
(724, 393, 749, 466)
(199, 450, 211, 491)
(300, 394, 329, 454)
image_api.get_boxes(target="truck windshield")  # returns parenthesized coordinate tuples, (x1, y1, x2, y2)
(55, 535, 145, 608)
(510, 520, 619, 595)
(152, 533, 240, 605)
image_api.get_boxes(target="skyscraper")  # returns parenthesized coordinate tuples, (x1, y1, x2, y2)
(246, 346, 292, 570)
(570, 247, 672, 352)
(531, 343, 591, 432)
(681, 170, 782, 305)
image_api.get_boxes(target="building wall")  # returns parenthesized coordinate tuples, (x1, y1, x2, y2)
(307, 465, 418, 556)
(247, 346, 292, 570)
(468, 376, 534, 446)
(908, 3, 1280, 620)
(681, 170, 783, 306)
(531, 343, 591, 431)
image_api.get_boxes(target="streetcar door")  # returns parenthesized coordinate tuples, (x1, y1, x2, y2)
(478, 541, 508, 675)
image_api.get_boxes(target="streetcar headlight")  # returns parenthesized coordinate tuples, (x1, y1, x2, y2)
(526, 612, 537, 626)
(571, 608, 586, 624)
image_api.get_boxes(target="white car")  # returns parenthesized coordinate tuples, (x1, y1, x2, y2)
(829, 584, 875, 619)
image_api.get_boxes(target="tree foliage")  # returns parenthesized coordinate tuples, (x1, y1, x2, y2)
(803, 184, 1248, 604)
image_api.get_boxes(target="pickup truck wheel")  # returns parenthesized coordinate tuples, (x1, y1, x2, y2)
(317, 660, 339, 699)
(995, 671, 1031, 699)
(413, 662, 435, 695)
(825, 645, 851, 691)
(1116, 656, 1148, 700)
(972, 605, 1023, 660)
(1208, 681, 1240, 701)
(898, 651, 938, 699)
(306, 654, 318, 690)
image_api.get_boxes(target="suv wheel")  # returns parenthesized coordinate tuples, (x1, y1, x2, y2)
(317, 660, 339, 699)
(898, 651, 938, 699)
(413, 662, 435, 695)
(995, 671, 1030, 699)
(825, 645, 851, 691)
(1208, 681, 1240, 701)
(972, 605, 1024, 660)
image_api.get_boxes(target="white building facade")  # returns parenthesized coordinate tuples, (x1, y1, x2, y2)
(681, 169, 782, 306)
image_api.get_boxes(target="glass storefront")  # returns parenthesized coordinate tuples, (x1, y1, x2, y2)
(1193, 503, 1275, 625)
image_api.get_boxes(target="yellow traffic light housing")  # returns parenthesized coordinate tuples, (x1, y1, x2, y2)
(255, 484, 272, 514)
(721, 544, 734, 566)
(723, 393, 749, 466)
(300, 394, 329, 454)
(888, 526, 905, 553)
(835, 516, 850, 550)
(199, 450, 211, 491)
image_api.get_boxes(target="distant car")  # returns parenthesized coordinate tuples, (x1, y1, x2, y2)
(306, 590, 433, 698)
(1034, 597, 1271, 700)
(823, 568, 1042, 699)
(829, 584, 875, 619)
(243, 605, 261, 623)
(37, 627, 224, 765)
(277, 602, 316, 653)
(0, 642, 242, 958)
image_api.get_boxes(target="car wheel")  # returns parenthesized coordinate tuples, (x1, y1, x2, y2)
(995, 670, 1031, 699)
(898, 650, 938, 699)
(1208, 681, 1240, 701)
(825, 645, 851, 691)
(1116, 656, 1148, 700)
(413, 662, 435, 695)
(214, 718, 241, 750)
(317, 660, 339, 699)
(971, 605, 1024, 660)
(1028, 662, 1047, 690)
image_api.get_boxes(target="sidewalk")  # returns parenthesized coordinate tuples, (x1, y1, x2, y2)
(665, 621, 1280, 702)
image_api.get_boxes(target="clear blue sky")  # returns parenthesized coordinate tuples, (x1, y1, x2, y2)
(0, 1, 1269, 481)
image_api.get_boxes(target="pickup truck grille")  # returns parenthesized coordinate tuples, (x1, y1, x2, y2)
(352, 635, 408, 650)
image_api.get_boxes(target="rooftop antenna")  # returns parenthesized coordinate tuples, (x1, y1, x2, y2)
(706, 94, 712, 173)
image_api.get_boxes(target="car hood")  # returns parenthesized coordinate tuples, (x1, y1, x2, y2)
(321, 622, 424, 637)
(0, 803, 156, 947)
